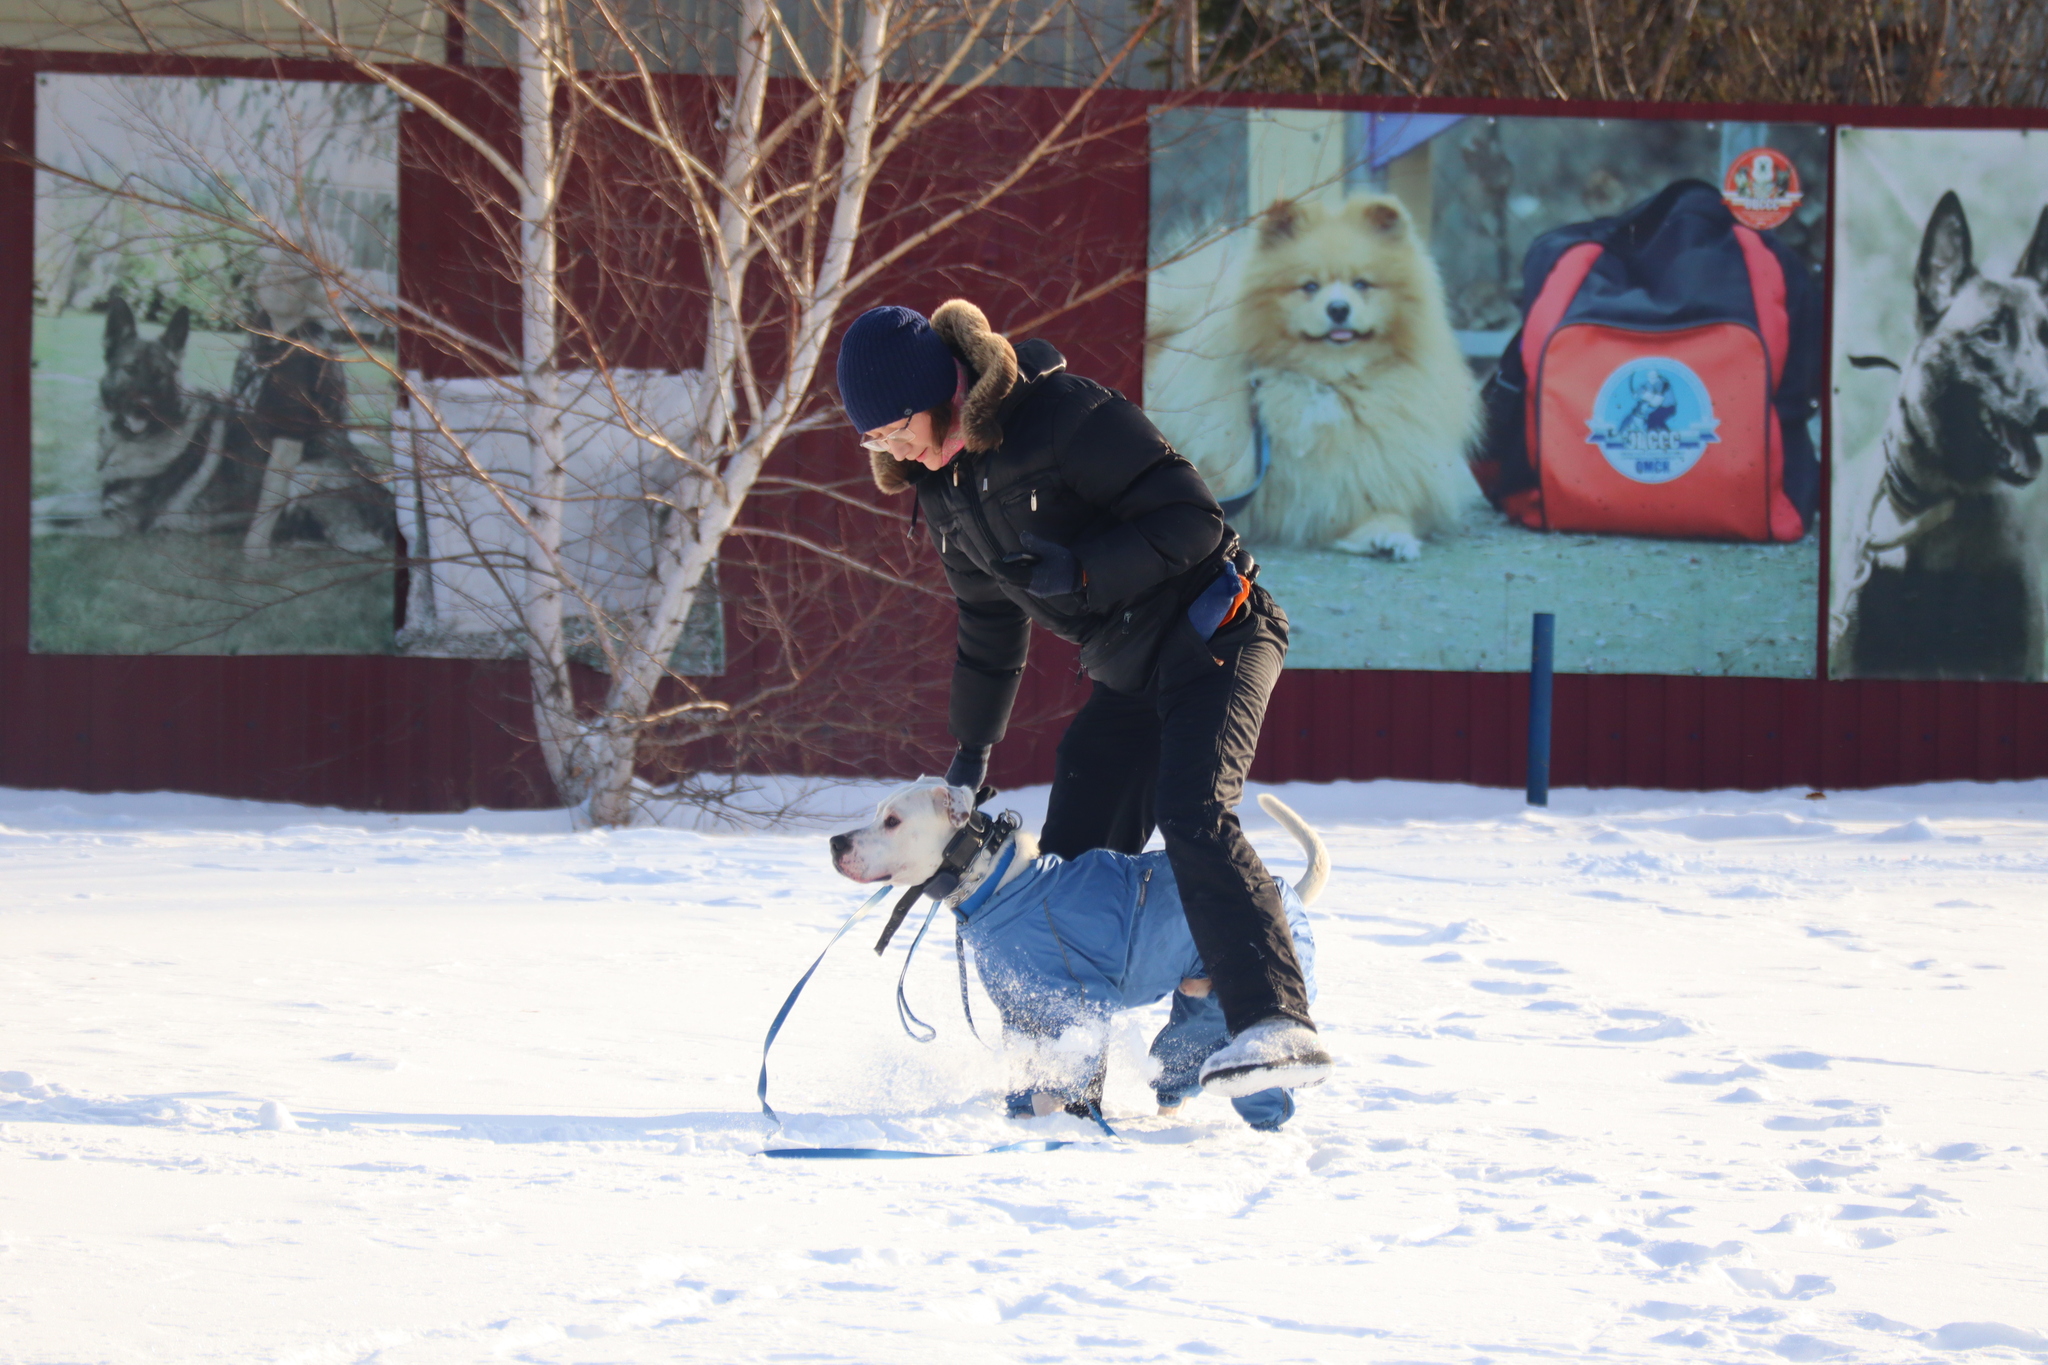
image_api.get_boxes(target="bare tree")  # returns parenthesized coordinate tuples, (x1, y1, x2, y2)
(15, 0, 1174, 823)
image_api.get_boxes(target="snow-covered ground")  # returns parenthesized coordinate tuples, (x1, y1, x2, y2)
(3, 777, 2046, 1364)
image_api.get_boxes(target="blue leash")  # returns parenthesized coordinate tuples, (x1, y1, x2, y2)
(757, 867, 1117, 1159)
(762, 1138, 1082, 1161)
(757, 883, 895, 1130)
(1218, 411, 1272, 518)
(893, 899, 943, 1043)
(898, 841, 1014, 1048)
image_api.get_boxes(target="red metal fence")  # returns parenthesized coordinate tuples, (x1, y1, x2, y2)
(3, 53, 2046, 809)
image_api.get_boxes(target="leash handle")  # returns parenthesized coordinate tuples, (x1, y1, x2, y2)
(758, 883, 894, 1129)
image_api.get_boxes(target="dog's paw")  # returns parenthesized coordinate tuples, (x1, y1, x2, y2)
(1331, 527, 1423, 561)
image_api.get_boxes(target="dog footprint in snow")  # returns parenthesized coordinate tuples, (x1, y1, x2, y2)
(1785, 1157, 1877, 1191)
(1478, 960, 1570, 998)
(1602, 1232, 1747, 1273)
(1594, 1009, 1695, 1042)
(1669, 1061, 1767, 1086)
(1802, 926, 1876, 953)
(1363, 919, 1499, 948)
(1722, 1267, 1835, 1300)
(1472, 979, 1550, 996)
(1764, 1102, 1885, 1132)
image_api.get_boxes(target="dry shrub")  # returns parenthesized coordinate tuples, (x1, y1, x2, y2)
(1198, 0, 2048, 105)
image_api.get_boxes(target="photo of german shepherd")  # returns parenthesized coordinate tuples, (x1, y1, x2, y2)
(1830, 192, 2048, 680)
(69, 294, 394, 556)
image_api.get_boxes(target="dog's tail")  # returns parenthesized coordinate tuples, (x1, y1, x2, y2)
(1256, 793, 1328, 906)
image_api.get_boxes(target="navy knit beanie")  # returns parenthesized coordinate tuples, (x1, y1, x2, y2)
(836, 306, 957, 433)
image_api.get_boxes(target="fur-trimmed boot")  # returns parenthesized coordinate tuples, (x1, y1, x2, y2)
(1197, 1018, 1333, 1098)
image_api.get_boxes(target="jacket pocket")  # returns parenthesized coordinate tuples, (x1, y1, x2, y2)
(1076, 586, 1182, 692)
(1153, 611, 1226, 693)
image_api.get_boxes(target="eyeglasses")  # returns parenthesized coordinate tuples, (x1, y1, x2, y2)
(858, 417, 915, 453)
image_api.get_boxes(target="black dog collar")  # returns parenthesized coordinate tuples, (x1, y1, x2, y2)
(873, 788, 1016, 955)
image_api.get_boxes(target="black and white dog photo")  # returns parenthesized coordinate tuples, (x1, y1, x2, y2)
(55, 291, 394, 557)
(1831, 192, 2048, 680)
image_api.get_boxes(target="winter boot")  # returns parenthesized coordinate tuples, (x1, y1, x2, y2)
(1198, 1017, 1333, 1098)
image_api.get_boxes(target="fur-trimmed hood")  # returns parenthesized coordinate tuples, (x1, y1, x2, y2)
(870, 299, 1024, 494)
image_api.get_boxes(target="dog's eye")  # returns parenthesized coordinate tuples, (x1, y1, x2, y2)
(1977, 320, 2006, 343)
(1300, 281, 1320, 295)
(883, 814, 901, 830)
(1352, 279, 1371, 291)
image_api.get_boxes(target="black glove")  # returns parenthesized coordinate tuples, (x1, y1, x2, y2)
(944, 745, 990, 793)
(994, 532, 1083, 599)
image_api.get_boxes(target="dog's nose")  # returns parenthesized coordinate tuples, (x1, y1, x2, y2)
(829, 832, 852, 859)
(1325, 298, 1351, 323)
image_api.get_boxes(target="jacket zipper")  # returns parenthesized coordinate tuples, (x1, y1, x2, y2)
(1136, 867, 1151, 908)
(955, 454, 1007, 564)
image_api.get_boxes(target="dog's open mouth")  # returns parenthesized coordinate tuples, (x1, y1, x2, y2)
(1994, 412, 2048, 485)
(1312, 329, 1372, 344)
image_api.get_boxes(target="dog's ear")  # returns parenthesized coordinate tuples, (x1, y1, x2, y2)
(1258, 200, 1304, 248)
(2016, 205, 2048, 289)
(103, 295, 135, 355)
(160, 306, 191, 354)
(1916, 191, 1976, 334)
(933, 783, 969, 828)
(1355, 198, 1404, 235)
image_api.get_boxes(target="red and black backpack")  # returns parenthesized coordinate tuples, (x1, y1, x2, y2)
(1474, 179, 1821, 542)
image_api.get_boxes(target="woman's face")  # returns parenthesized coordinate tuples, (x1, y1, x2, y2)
(862, 410, 948, 471)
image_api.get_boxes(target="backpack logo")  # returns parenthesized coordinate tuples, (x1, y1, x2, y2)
(1584, 357, 1721, 484)
(1722, 147, 1802, 230)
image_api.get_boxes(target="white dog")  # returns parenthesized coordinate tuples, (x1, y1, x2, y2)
(830, 778, 1327, 1124)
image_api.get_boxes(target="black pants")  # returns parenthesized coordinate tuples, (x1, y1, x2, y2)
(1040, 585, 1312, 1035)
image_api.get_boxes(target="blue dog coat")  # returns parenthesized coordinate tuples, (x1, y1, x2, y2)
(953, 843, 1317, 1129)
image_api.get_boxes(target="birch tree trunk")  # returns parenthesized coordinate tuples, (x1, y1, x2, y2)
(511, 0, 590, 805)
(581, 0, 894, 826)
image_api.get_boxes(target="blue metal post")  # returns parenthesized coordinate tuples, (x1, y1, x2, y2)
(1527, 612, 1554, 807)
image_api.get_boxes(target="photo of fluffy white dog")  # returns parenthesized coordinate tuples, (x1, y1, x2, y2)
(1230, 194, 1481, 560)
(1148, 191, 1481, 561)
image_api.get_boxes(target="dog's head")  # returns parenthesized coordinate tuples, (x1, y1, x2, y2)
(1238, 195, 1440, 373)
(1905, 192, 2048, 488)
(829, 777, 977, 885)
(247, 314, 348, 439)
(100, 296, 191, 439)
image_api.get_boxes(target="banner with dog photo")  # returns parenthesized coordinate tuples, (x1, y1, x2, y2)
(1828, 127, 2048, 682)
(1146, 109, 1828, 676)
(30, 74, 400, 655)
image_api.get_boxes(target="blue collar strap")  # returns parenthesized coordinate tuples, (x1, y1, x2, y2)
(951, 838, 1019, 923)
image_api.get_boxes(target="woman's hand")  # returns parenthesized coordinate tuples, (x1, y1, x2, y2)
(945, 745, 990, 793)
(994, 532, 1083, 599)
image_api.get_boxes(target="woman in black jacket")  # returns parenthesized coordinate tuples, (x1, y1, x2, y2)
(836, 300, 1331, 1099)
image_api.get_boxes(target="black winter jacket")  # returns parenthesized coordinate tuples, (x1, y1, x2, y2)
(872, 301, 1235, 747)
